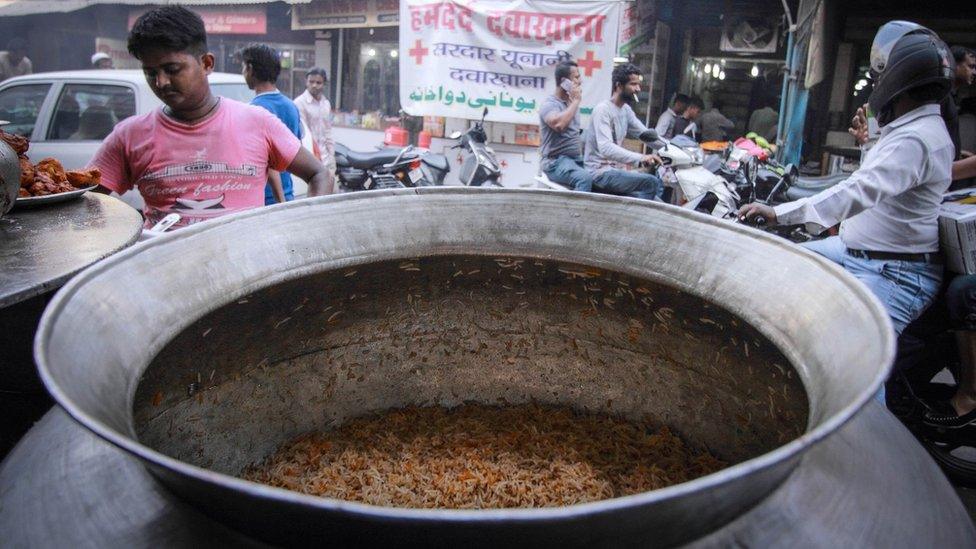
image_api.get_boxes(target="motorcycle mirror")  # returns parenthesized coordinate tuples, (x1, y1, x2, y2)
(482, 107, 488, 120)
(449, 131, 463, 139)
(638, 129, 659, 143)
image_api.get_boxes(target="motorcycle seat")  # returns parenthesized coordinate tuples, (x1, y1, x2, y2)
(334, 143, 403, 169)
(793, 173, 848, 189)
(422, 154, 449, 172)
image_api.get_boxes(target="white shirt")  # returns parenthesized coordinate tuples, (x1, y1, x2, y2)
(655, 108, 676, 137)
(0, 51, 31, 82)
(774, 104, 953, 253)
(293, 90, 335, 163)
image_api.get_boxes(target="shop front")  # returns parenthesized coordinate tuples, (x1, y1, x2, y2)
(292, 1, 410, 146)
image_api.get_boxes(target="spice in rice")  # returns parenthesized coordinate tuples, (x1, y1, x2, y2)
(242, 403, 725, 509)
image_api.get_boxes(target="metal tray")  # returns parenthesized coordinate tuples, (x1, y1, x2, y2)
(14, 185, 96, 208)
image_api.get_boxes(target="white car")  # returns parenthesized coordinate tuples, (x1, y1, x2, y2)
(0, 70, 314, 211)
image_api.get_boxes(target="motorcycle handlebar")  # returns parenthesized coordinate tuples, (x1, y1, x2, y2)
(735, 213, 767, 227)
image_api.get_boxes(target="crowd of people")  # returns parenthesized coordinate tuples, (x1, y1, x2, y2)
(20, 5, 976, 427)
(538, 20, 976, 425)
(538, 61, 780, 201)
(652, 92, 776, 145)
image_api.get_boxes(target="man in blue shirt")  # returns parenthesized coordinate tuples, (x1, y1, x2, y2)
(241, 44, 302, 204)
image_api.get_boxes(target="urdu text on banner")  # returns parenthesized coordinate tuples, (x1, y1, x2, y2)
(400, 0, 622, 125)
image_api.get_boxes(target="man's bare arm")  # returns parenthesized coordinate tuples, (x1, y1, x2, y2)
(287, 147, 333, 197)
(268, 170, 285, 203)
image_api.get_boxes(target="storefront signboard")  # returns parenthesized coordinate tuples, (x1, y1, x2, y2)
(128, 7, 267, 35)
(400, 0, 622, 125)
(618, 1, 652, 55)
(292, 0, 399, 30)
(95, 37, 140, 70)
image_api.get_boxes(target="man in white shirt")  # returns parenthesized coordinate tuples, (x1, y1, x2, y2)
(0, 38, 31, 82)
(739, 29, 955, 340)
(293, 67, 336, 185)
(654, 93, 689, 138)
(91, 52, 114, 70)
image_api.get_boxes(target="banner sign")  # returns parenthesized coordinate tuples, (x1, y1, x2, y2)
(618, 1, 653, 55)
(292, 0, 399, 30)
(399, 0, 622, 124)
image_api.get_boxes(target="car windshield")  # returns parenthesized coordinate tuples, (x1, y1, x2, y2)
(209, 83, 254, 103)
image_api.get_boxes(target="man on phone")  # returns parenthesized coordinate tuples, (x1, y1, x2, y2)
(539, 60, 591, 191)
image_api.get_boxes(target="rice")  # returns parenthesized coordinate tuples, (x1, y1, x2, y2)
(242, 403, 725, 509)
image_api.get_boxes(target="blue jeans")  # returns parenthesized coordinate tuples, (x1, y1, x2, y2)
(801, 237, 943, 336)
(543, 156, 592, 192)
(803, 236, 944, 405)
(593, 169, 663, 201)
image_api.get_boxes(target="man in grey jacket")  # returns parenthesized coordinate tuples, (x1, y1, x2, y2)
(699, 100, 736, 142)
(583, 63, 663, 200)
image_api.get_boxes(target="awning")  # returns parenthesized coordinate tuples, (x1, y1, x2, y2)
(0, 0, 310, 17)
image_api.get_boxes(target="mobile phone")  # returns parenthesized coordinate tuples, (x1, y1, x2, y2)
(560, 78, 574, 94)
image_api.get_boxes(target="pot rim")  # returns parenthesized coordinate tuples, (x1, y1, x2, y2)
(34, 187, 895, 522)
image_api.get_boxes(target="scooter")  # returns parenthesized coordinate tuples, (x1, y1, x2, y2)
(334, 143, 450, 191)
(643, 131, 740, 218)
(450, 107, 501, 187)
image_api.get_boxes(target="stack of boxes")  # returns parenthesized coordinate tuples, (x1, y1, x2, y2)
(939, 189, 976, 274)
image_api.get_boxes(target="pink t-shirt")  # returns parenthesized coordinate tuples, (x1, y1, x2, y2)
(92, 98, 301, 229)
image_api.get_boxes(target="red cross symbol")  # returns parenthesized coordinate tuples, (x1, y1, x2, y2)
(409, 39, 429, 65)
(577, 50, 603, 77)
(499, 159, 508, 168)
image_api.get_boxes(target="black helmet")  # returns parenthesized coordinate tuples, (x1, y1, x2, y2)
(869, 21, 936, 77)
(868, 31, 953, 126)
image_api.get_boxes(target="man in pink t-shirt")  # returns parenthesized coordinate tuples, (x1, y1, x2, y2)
(91, 6, 332, 229)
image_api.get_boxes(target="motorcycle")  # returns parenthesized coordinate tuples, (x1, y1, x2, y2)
(449, 107, 502, 187)
(334, 143, 450, 192)
(643, 131, 741, 218)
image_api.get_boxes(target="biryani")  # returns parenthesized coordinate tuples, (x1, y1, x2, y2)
(242, 403, 725, 509)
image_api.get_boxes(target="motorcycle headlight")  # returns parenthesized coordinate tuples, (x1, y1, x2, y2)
(683, 147, 705, 165)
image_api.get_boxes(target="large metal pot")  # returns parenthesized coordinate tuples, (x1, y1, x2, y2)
(35, 188, 893, 547)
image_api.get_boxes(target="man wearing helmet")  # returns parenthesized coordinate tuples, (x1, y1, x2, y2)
(739, 23, 955, 346)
